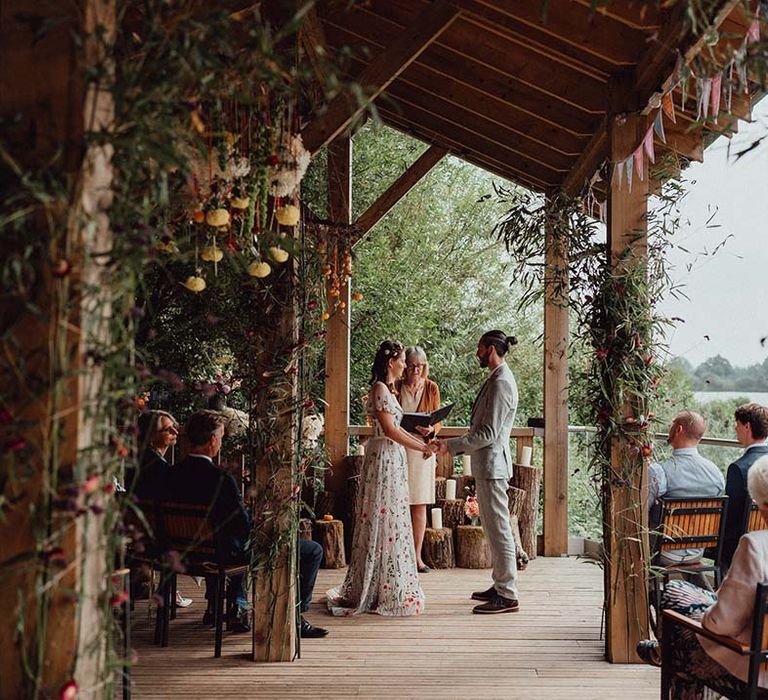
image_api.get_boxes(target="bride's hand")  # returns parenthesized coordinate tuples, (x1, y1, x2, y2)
(415, 425, 432, 438)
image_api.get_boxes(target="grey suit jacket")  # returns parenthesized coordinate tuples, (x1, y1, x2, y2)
(447, 362, 518, 480)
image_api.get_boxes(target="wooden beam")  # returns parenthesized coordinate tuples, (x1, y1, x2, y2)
(571, 0, 664, 30)
(379, 109, 555, 191)
(603, 75, 651, 665)
(543, 200, 570, 557)
(302, 0, 459, 154)
(363, 1, 607, 114)
(562, 119, 607, 196)
(354, 144, 446, 237)
(323, 134, 353, 521)
(323, 20, 599, 138)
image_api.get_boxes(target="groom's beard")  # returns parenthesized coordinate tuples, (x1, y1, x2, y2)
(478, 352, 489, 368)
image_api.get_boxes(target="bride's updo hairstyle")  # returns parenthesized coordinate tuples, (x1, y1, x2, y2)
(370, 340, 404, 386)
(480, 330, 518, 357)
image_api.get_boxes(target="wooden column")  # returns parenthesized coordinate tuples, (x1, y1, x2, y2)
(543, 203, 569, 556)
(603, 74, 651, 664)
(0, 1, 115, 694)
(323, 134, 352, 516)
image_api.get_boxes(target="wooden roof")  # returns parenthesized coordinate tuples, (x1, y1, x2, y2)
(308, 0, 758, 194)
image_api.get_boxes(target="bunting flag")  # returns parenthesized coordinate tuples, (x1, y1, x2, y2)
(727, 61, 734, 113)
(643, 127, 655, 164)
(612, 159, 624, 189)
(711, 73, 722, 117)
(598, 200, 606, 223)
(625, 156, 634, 192)
(747, 18, 760, 44)
(662, 91, 676, 123)
(634, 144, 644, 181)
(699, 78, 712, 119)
(654, 109, 667, 143)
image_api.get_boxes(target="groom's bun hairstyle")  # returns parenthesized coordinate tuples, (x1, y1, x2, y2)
(480, 330, 518, 357)
(370, 339, 405, 385)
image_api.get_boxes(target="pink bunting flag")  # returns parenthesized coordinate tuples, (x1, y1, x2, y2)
(643, 126, 655, 164)
(598, 201, 606, 223)
(612, 159, 624, 189)
(662, 92, 676, 123)
(699, 78, 712, 119)
(710, 73, 722, 117)
(747, 19, 760, 44)
(625, 156, 634, 192)
(634, 144, 644, 182)
(654, 110, 667, 143)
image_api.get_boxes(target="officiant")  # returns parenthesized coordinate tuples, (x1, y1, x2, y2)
(397, 346, 443, 573)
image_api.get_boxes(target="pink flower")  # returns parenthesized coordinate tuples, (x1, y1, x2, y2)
(109, 590, 129, 607)
(60, 681, 78, 700)
(82, 475, 99, 494)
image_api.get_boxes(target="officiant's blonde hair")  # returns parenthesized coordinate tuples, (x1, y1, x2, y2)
(405, 346, 430, 380)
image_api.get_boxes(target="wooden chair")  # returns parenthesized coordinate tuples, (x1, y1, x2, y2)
(153, 501, 249, 658)
(649, 496, 729, 631)
(661, 582, 768, 700)
(745, 502, 768, 534)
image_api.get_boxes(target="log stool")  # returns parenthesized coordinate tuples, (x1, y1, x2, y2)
(506, 486, 529, 570)
(299, 518, 313, 541)
(423, 527, 455, 569)
(456, 524, 492, 568)
(452, 475, 475, 500)
(313, 519, 346, 568)
(436, 498, 465, 532)
(434, 476, 447, 503)
(511, 465, 541, 560)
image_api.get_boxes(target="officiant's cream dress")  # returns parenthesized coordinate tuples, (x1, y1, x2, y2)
(400, 385, 436, 505)
(326, 382, 425, 616)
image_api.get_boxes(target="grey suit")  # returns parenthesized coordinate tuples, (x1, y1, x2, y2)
(447, 362, 519, 599)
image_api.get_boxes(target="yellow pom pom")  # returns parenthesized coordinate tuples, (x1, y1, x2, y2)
(201, 245, 223, 263)
(230, 197, 250, 210)
(275, 204, 300, 226)
(183, 276, 206, 292)
(248, 260, 272, 278)
(205, 209, 230, 227)
(269, 246, 289, 263)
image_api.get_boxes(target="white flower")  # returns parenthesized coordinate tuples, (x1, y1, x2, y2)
(269, 134, 310, 198)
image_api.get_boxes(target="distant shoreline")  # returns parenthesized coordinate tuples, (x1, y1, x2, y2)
(694, 390, 768, 405)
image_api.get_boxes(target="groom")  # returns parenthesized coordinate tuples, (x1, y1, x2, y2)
(436, 330, 520, 613)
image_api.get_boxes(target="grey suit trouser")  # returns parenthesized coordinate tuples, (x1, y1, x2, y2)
(475, 477, 519, 599)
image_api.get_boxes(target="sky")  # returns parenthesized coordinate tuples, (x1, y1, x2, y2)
(658, 97, 768, 369)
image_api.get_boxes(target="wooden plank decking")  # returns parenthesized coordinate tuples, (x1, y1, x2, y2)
(128, 557, 659, 698)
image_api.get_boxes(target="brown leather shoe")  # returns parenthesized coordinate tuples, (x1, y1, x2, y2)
(472, 594, 520, 614)
(471, 586, 497, 601)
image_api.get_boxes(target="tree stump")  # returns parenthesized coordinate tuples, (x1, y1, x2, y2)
(423, 527, 455, 569)
(511, 465, 541, 560)
(506, 486, 529, 570)
(436, 498, 466, 532)
(313, 519, 346, 568)
(436, 452, 454, 478)
(434, 476, 447, 503)
(453, 475, 475, 500)
(299, 518, 313, 541)
(456, 525, 492, 568)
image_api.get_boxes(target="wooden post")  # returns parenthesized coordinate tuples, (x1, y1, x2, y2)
(324, 133, 352, 517)
(603, 73, 651, 664)
(0, 2, 115, 695)
(543, 201, 570, 556)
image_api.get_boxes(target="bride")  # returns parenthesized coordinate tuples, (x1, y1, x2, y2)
(327, 340, 435, 616)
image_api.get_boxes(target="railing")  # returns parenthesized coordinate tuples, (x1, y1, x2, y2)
(566, 425, 741, 448)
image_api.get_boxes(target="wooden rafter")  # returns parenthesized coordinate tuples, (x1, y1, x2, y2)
(323, 20, 598, 137)
(354, 144, 447, 239)
(571, 0, 664, 30)
(301, 0, 459, 154)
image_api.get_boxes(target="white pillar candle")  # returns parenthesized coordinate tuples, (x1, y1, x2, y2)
(354, 443, 365, 457)
(520, 445, 532, 466)
(431, 507, 443, 530)
(445, 479, 457, 501)
(462, 454, 472, 476)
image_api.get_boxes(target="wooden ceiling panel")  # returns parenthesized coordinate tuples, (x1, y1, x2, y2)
(322, 20, 601, 137)
(569, 0, 665, 30)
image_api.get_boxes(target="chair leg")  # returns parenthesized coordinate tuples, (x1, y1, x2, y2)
(161, 575, 171, 648)
(153, 573, 163, 646)
(660, 619, 673, 699)
(170, 574, 177, 620)
(214, 571, 225, 658)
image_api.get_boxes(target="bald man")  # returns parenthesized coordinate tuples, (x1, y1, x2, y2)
(649, 410, 725, 570)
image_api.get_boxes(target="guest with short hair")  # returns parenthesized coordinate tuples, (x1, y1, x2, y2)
(722, 403, 768, 568)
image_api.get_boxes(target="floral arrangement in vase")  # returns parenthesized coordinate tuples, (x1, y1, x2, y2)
(464, 495, 481, 526)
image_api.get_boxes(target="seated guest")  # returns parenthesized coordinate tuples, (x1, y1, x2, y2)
(722, 403, 768, 569)
(648, 410, 724, 586)
(125, 410, 178, 498)
(167, 411, 328, 638)
(637, 455, 768, 698)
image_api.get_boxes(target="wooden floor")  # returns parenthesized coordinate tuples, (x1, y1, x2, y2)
(128, 557, 659, 699)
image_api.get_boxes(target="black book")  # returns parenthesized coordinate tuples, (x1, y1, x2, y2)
(400, 403, 455, 434)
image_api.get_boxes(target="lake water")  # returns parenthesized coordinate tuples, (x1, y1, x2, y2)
(694, 391, 768, 405)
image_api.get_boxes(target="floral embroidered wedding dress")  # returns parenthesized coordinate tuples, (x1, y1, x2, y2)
(327, 382, 425, 616)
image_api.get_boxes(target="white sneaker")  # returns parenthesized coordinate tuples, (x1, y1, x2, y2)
(175, 592, 193, 608)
